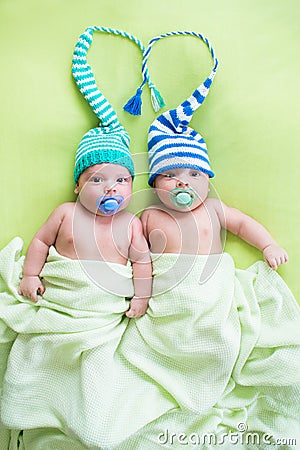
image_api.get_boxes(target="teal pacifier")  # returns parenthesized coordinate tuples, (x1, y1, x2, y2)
(170, 188, 197, 208)
(176, 192, 192, 205)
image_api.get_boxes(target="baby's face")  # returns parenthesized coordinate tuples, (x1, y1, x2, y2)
(74, 163, 132, 216)
(153, 168, 210, 212)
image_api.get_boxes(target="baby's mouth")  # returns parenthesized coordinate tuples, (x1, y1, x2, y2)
(96, 195, 124, 215)
(169, 188, 197, 208)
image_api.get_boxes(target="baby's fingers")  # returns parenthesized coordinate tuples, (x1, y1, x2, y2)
(126, 309, 137, 318)
(18, 290, 37, 302)
(18, 286, 44, 302)
(282, 251, 289, 264)
(267, 253, 288, 270)
(24, 289, 39, 302)
(38, 284, 45, 296)
(31, 284, 46, 302)
(126, 304, 147, 318)
(126, 308, 143, 318)
(30, 291, 39, 302)
(278, 252, 288, 267)
(266, 257, 278, 270)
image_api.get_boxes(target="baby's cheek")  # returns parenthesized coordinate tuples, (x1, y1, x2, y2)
(156, 190, 172, 205)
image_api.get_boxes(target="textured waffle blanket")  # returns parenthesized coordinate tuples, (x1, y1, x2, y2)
(0, 238, 300, 449)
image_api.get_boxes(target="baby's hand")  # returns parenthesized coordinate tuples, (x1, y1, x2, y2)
(263, 244, 288, 270)
(18, 276, 45, 302)
(126, 296, 149, 318)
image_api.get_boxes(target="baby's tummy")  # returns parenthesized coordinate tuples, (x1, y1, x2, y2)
(56, 234, 129, 265)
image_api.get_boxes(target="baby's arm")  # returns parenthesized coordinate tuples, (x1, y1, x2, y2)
(214, 200, 288, 270)
(126, 216, 152, 318)
(18, 204, 67, 302)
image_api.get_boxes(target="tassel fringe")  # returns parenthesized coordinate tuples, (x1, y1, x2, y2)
(150, 87, 165, 112)
(123, 88, 142, 116)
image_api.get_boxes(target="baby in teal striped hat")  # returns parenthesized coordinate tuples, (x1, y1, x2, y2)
(18, 27, 152, 318)
(128, 31, 288, 270)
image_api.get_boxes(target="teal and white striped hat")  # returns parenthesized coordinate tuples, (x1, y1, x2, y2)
(124, 31, 218, 186)
(72, 26, 151, 183)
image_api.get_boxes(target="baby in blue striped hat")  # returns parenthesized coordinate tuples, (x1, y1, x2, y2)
(18, 27, 152, 318)
(133, 32, 288, 269)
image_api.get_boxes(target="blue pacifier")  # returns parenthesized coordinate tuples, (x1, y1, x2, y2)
(96, 195, 124, 215)
(170, 188, 197, 208)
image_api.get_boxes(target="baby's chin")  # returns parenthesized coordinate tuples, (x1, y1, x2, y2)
(162, 199, 205, 212)
(95, 203, 128, 217)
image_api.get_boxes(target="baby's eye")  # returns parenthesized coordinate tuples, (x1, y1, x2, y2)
(116, 177, 128, 183)
(90, 177, 103, 183)
(164, 173, 176, 178)
(190, 171, 202, 177)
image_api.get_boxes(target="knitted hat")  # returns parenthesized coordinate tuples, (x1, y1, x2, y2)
(72, 27, 152, 183)
(124, 31, 218, 186)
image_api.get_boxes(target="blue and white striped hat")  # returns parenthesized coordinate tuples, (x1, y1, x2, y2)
(124, 31, 218, 186)
(72, 27, 150, 183)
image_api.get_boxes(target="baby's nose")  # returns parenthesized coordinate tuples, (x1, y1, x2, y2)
(105, 184, 117, 193)
(176, 179, 189, 188)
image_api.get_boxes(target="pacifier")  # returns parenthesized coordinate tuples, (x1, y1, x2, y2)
(96, 195, 124, 215)
(169, 188, 197, 208)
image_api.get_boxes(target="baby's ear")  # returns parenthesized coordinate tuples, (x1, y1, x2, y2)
(74, 183, 79, 194)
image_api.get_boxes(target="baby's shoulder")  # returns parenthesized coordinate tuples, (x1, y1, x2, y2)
(141, 205, 164, 225)
(141, 204, 168, 217)
(204, 197, 223, 212)
(203, 198, 231, 227)
(53, 202, 76, 216)
(58, 201, 76, 209)
(44, 202, 76, 222)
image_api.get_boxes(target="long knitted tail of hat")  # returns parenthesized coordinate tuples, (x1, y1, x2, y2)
(72, 26, 150, 129)
(72, 26, 150, 183)
(123, 34, 167, 116)
(140, 31, 219, 186)
(124, 31, 218, 119)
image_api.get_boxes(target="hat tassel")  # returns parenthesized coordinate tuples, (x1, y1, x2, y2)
(123, 88, 143, 115)
(150, 86, 165, 112)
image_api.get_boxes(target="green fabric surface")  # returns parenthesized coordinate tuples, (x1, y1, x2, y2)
(0, 0, 299, 301)
(0, 238, 300, 449)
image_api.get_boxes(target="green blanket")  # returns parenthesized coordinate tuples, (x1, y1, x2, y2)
(0, 238, 300, 449)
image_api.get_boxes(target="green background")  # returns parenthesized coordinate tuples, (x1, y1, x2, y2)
(0, 0, 299, 301)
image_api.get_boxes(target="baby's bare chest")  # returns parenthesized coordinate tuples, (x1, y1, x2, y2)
(55, 212, 131, 263)
(147, 208, 221, 254)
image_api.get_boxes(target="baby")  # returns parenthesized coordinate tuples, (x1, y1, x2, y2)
(140, 104, 287, 267)
(19, 166, 151, 318)
(117, 32, 299, 444)
(128, 32, 288, 268)
(18, 26, 153, 318)
(142, 167, 288, 269)
(18, 134, 152, 318)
